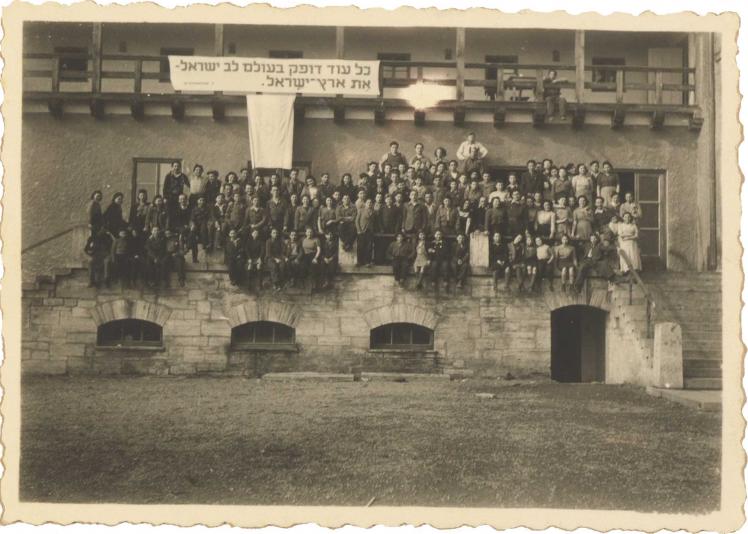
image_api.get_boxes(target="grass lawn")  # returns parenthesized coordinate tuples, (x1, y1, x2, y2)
(20, 376, 720, 511)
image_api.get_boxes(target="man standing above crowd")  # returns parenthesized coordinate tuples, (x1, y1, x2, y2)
(410, 142, 432, 169)
(520, 159, 545, 199)
(380, 141, 408, 171)
(187, 164, 206, 209)
(402, 190, 427, 236)
(456, 132, 488, 163)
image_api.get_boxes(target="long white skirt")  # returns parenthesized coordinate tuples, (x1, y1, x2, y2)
(618, 239, 642, 272)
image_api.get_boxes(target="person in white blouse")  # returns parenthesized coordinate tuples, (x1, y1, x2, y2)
(456, 132, 488, 162)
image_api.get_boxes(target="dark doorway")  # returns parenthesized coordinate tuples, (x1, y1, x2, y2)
(551, 306, 607, 383)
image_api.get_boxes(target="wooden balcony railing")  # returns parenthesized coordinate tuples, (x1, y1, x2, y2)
(23, 52, 701, 128)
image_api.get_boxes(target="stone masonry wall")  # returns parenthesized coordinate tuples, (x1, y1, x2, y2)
(21, 266, 657, 383)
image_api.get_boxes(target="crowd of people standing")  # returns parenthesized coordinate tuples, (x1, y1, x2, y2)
(84, 132, 643, 294)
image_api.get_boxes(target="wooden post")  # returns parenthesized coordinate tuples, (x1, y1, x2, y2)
(214, 24, 225, 56)
(496, 67, 504, 101)
(91, 22, 103, 94)
(574, 30, 585, 103)
(535, 68, 544, 100)
(615, 69, 624, 103)
(51, 56, 60, 93)
(335, 26, 345, 59)
(417, 66, 424, 83)
(693, 32, 717, 271)
(456, 28, 465, 102)
(654, 70, 664, 105)
(134, 59, 143, 93)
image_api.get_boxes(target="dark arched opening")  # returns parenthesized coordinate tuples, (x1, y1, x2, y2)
(96, 319, 163, 348)
(231, 321, 295, 349)
(370, 322, 434, 350)
(551, 306, 607, 383)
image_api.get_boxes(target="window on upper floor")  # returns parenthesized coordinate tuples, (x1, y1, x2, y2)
(378, 52, 411, 81)
(592, 57, 625, 91)
(55, 46, 89, 82)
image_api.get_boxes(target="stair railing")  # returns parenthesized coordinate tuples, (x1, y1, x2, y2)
(22, 223, 90, 266)
(618, 249, 656, 338)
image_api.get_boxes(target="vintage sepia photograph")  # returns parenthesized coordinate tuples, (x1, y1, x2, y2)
(1, 3, 743, 530)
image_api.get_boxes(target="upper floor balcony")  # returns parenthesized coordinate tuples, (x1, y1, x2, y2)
(22, 23, 707, 129)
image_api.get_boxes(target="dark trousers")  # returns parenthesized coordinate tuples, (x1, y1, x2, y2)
(149, 258, 166, 287)
(574, 259, 596, 292)
(168, 254, 186, 285)
(392, 257, 410, 282)
(88, 256, 109, 287)
(431, 259, 450, 285)
(452, 259, 469, 283)
(112, 254, 129, 285)
(357, 231, 374, 265)
(268, 259, 285, 288)
(246, 259, 263, 290)
(339, 221, 356, 251)
(227, 256, 244, 285)
(320, 259, 337, 285)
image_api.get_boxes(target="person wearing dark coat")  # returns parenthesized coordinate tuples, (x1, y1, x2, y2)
(319, 230, 339, 289)
(428, 230, 452, 290)
(84, 226, 112, 288)
(265, 228, 286, 292)
(386, 232, 415, 285)
(573, 233, 609, 293)
(87, 190, 104, 238)
(224, 229, 245, 286)
(244, 228, 265, 293)
(162, 161, 190, 221)
(451, 233, 470, 288)
(145, 227, 168, 288)
(103, 192, 128, 236)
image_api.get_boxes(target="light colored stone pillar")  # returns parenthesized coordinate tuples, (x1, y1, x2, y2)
(469, 232, 489, 269)
(653, 322, 683, 389)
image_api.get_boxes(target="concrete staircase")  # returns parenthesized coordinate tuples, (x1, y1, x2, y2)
(643, 272, 722, 390)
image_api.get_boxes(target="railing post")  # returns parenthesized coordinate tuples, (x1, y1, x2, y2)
(134, 59, 143, 93)
(654, 70, 664, 105)
(91, 22, 103, 94)
(417, 65, 423, 83)
(615, 69, 624, 103)
(575, 30, 585, 103)
(535, 68, 544, 101)
(51, 56, 60, 93)
(496, 67, 504, 101)
(456, 28, 465, 102)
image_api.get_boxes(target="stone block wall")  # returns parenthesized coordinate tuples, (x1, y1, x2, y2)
(22, 266, 659, 383)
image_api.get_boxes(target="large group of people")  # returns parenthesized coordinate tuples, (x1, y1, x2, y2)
(84, 132, 644, 294)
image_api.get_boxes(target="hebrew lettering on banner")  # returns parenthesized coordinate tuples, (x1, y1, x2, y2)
(169, 56, 380, 96)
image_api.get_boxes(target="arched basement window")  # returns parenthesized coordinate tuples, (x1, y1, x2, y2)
(231, 321, 296, 349)
(370, 323, 434, 350)
(97, 319, 163, 348)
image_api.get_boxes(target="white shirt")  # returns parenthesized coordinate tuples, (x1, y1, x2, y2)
(456, 140, 488, 161)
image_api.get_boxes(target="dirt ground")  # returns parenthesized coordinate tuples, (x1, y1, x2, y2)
(20, 376, 721, 511)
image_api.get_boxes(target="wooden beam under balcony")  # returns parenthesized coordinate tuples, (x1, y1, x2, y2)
(91, 23, 103, 94)
(575, 30, 585, 103)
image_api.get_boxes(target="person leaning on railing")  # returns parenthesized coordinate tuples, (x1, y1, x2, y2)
(543, 69, 567, 121)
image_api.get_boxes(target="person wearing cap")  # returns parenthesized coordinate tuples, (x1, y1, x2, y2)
(386, 232, 415, 286)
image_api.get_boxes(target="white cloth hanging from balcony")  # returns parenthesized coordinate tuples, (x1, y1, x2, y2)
(246, 94, 296, 170)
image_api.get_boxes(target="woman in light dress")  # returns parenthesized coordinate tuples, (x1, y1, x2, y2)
(413, 231, 430, 290)
(572, 195, 594, 241)
(617, 212, 642, 273)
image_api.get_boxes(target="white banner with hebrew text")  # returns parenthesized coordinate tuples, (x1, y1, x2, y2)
(169, 56, 380, 96)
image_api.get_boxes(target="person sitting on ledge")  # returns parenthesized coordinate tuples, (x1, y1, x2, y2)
(284, 230, 304, 289)
(145, 226, 167, 290)
(319, 229, 338, 291)
(164, 229, 187, 288)
(451, 233, 470, 289)
(300, 226, 322, 291)
(265, 227, 286, 293)
(506, 234, 526, 294)
(573, 233, 605, 294)
(488, 231, 509, 292)
(244, 228, 264, 293)
(387, 232, 415, 287)
(428, 230, 451, 291)
(223, 229, 243, 287)
(534, 236, 555, 292)
(555, 233, 577, 293)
